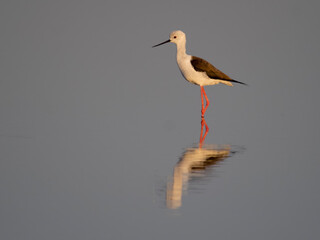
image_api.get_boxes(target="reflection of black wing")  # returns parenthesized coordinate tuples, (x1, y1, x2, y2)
(191, 56, 247, 85)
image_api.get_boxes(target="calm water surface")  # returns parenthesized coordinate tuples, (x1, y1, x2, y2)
(1, 1, 320, 240)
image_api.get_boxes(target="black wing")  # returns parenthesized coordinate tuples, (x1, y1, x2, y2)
(191, 56, 247, 85)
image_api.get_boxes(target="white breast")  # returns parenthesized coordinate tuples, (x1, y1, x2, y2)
(176, 55, 215, 86)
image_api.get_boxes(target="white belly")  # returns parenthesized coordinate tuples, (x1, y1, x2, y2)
(177, 55, 220, 86)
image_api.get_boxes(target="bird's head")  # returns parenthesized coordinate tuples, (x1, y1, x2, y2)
(169, 30, 186, 44)
(152, 30, 186, 48)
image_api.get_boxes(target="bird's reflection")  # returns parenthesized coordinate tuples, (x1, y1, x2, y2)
(166, 118, 232, 209)
(199, 117, 209, 148)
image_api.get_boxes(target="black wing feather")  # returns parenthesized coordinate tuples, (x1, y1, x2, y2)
(191, 56, 247, 85)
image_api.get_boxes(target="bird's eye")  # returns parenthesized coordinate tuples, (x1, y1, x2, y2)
(174, 36, 177, 39)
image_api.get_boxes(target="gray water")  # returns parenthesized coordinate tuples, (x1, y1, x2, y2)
(1, 1, 320, 239)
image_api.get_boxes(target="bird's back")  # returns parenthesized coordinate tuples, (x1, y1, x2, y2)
(191, 56, 232, 80)
(177, 55, 233, 86)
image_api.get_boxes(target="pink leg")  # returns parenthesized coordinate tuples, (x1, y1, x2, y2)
(200, 86, 210, 117)
(200, 86, 204, 117)
(202, 86, 210, 115)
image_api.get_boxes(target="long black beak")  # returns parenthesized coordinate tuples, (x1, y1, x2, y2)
(152, 39, 170, 48)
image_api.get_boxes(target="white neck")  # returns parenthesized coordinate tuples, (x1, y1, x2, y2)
(176, 39, 187, 58)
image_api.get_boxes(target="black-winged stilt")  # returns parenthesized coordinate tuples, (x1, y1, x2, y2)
(153, 30, 246, 118)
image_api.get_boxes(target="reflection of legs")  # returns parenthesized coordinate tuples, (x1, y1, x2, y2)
(200, 86, 210, 117)
(199, 117, 209, 148)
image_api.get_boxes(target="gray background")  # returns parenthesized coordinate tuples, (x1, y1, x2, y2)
(1, 0, 320, 239)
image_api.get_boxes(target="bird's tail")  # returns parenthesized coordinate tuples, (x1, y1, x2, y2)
(208, 79, 247, 86)
(226, 79, 247, 85)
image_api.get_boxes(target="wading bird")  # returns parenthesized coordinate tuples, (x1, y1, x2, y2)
(153, 30, 246, 118)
